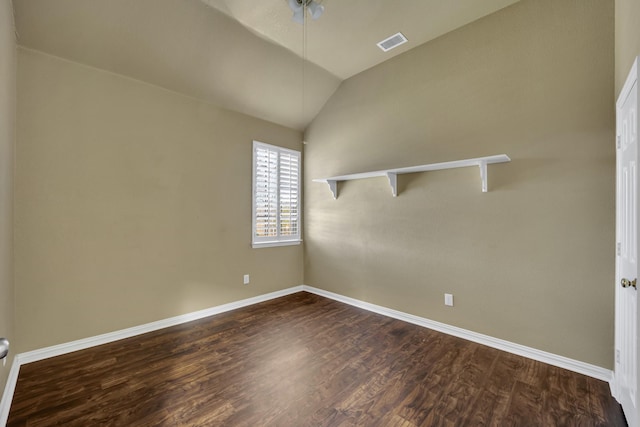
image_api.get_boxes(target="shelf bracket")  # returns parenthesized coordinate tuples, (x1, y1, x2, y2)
(326, 180, 338, 199)
(478, 160, 488, 193)
(386, 172, 398, 197)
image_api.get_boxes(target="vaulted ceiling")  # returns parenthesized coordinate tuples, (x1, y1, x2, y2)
(13, 0, 520, 130)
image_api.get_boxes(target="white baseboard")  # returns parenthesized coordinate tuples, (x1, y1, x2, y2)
(301, 285, 613, 384)
(0, 284, 614, 426)
(0, 357, 20, 427)
(0, 286, 303, 426)
(18, 286, 304, 366)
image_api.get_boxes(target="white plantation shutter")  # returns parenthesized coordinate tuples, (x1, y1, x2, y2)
(278, 151, 299, 237)
(254, 146, 278, 238)
(252, 141, 301, 247)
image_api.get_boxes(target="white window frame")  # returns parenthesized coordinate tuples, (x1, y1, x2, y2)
(252, 140, 302, 248)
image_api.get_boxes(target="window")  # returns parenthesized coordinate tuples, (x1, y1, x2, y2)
(252, 141, 301, 248)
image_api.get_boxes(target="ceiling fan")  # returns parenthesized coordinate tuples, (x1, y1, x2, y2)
(287, 0, 324, 24)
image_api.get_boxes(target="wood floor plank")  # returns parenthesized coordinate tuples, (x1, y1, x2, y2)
(503, 380, 545, 426)
(7, 292, 627, 426)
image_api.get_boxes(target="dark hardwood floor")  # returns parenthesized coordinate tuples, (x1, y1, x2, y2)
(7, 292, 626, 426)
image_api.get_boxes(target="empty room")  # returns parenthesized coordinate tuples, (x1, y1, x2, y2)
(1, 0, 639, 425)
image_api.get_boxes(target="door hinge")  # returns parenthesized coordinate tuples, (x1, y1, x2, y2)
(616, 349, 621, 364)
(617, 242, 621, 256)
(617, 135, 621, 149)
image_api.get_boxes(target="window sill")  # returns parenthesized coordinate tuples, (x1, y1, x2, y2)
(252, 240, 302, 249)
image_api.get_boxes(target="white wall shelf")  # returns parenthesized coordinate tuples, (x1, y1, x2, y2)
(313, 154, 511, 199)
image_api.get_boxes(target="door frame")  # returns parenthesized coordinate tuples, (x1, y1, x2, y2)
(614, 55, 640, 422)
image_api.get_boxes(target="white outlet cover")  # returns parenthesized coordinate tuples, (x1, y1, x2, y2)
(444, 293, 454, 306)
(243, 274, 250, 285)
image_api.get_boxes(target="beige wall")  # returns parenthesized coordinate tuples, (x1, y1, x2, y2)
(0, 0, 15, 395)
(8, 0, 620, 372)
(615, 0, 640, 95)
(304, 0, 615, 368)
(15, 48, 303, 353)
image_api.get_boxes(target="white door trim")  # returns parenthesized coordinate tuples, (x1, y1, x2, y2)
(614, 55, 640, 425)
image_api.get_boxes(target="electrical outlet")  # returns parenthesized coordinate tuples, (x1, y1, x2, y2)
(444, 293, 454, 307)
(243, 274, 250, 285)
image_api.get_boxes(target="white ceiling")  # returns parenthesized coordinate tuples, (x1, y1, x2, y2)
(13, 0, 520, 130)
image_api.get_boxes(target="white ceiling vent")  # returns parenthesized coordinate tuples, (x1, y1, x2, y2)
(377, 32, 408, 52)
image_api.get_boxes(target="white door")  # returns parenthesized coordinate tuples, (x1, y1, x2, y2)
(617, 56, 640, 427)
